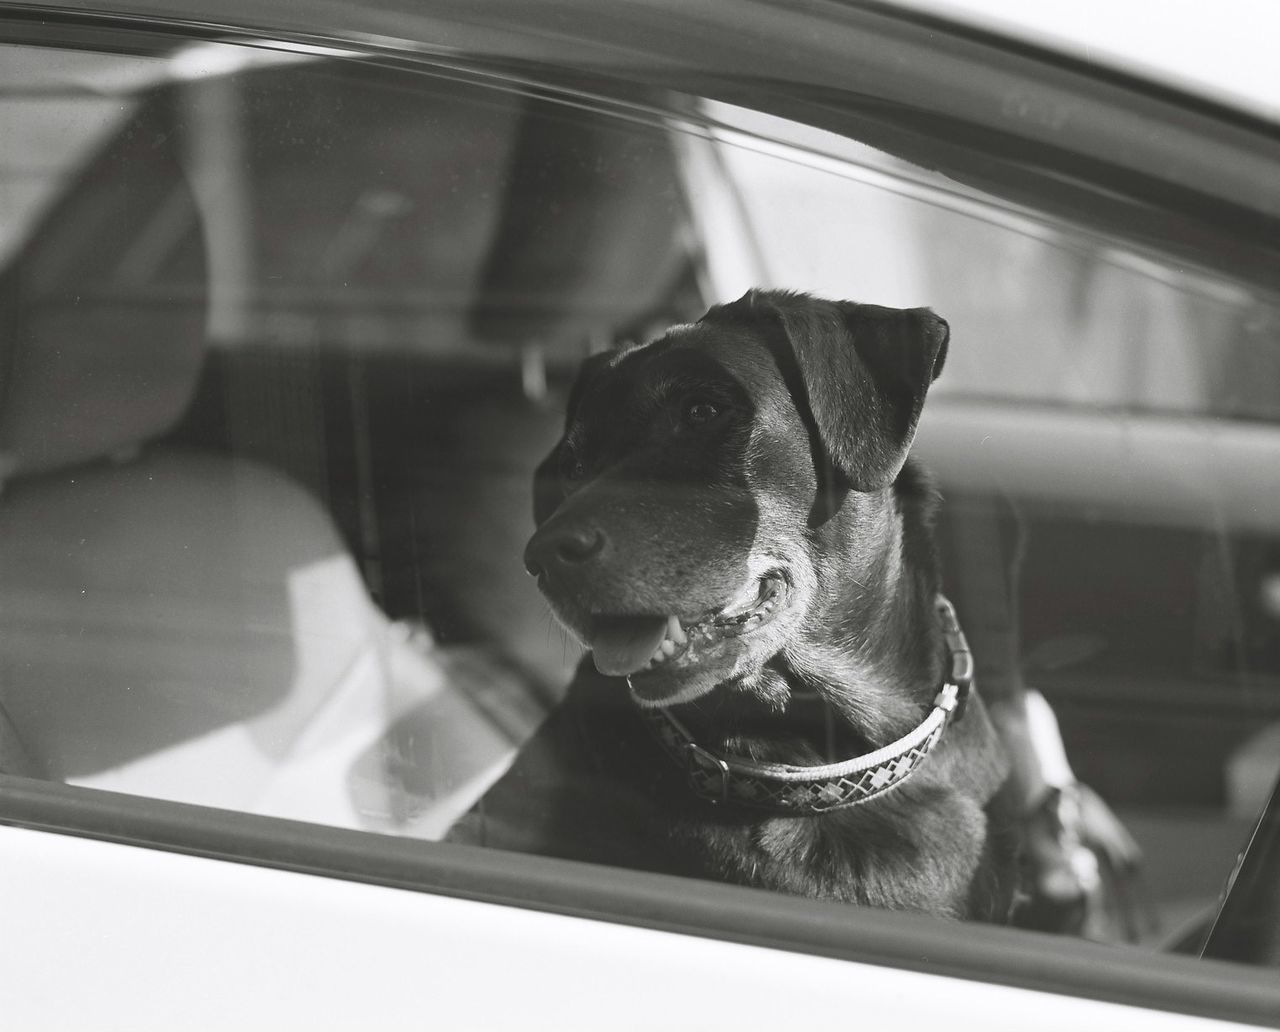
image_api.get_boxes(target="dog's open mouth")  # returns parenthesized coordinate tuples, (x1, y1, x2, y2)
(588, 574, 788, 680)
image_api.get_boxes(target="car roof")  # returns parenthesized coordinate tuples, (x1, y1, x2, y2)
(890, 0, 1280, 125)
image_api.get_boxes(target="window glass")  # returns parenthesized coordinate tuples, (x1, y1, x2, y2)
(0, 45, 158, 263)
(2, 34, 1278, 977)
(707, 102, 1280, 421)
(706, 102, 1280, 941)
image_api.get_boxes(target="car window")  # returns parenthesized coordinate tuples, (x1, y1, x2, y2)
(698, 101, 1280, 818)
(706, 101, 1280, 422)
(1, 28, 1279, 1010)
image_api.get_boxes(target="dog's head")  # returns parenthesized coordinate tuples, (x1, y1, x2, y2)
(523, 289, 949, 707)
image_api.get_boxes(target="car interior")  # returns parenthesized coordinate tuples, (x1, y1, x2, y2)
(1, 44, 1277, 961)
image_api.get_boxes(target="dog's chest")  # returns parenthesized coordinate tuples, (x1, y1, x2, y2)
(570, 690, 986, 915)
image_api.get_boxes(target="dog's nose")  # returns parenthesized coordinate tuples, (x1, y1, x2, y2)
(524, 523, 606, 578)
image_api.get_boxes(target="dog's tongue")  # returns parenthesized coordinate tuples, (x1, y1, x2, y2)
(590, 615, 669, 676)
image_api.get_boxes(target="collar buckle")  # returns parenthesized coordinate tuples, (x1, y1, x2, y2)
(935, 595, 973, 721)
(934, 682, 960, 715)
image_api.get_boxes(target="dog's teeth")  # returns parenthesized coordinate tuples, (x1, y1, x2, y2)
(668, 615, 687, 645)
(660, 639, 676, 657)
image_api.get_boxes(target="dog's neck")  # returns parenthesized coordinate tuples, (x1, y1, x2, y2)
(798, 481, 943, 738)
(671, 474, 945, 762)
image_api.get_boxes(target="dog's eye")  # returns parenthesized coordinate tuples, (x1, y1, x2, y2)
(682, 399, 721, 426)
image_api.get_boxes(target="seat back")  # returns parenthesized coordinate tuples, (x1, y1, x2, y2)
(0, 138, 408, 825)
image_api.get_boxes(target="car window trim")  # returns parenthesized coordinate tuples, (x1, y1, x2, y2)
(3, 0, 1279, 298)
(2, 773, 1278, 1027)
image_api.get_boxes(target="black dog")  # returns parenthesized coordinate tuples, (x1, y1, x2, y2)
(452, 289, 1016, 920)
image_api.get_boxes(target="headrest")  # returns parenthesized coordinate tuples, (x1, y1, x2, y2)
(0, 87, 205, 485)
(470, 95, 688, 347)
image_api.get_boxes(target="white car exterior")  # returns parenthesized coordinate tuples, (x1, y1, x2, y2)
(1, 824, 1259, 1031)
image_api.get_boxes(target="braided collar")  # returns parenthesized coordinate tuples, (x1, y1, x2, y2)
(636, 595, 973, 814)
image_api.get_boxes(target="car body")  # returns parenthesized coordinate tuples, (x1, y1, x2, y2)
(1, 1, 1279, 1027)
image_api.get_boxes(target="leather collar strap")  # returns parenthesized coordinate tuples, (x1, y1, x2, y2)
(639, 595, 973, 814)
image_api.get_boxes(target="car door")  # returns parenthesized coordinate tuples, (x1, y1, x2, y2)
(2, 4, 1279, 1029)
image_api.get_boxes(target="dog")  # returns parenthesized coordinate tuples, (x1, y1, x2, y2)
(450, 289, 1017, 921)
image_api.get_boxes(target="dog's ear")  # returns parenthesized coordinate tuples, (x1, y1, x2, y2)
(766, 292, 949, 491)
(532, 349, 615, 525)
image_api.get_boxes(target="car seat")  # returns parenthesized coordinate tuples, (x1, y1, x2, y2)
(0, 200, 516, 835)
